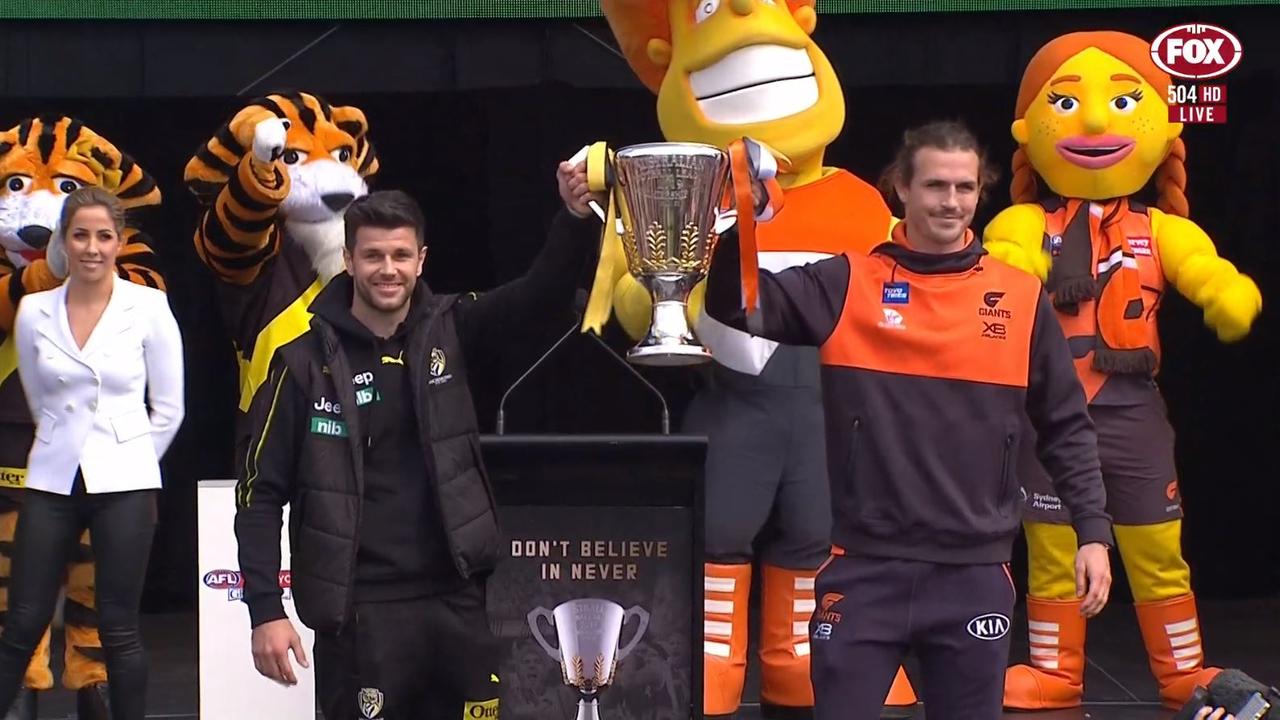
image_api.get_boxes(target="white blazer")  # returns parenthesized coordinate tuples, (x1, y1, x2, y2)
(13, 276, 185, 495)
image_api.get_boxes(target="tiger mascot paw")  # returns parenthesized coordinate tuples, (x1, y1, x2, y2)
(45, 222, 67, 279)
(252, 116, 288, 165)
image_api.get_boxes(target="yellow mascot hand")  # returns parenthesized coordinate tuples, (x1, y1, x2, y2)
(1154, 209, 1262, 343)
(612, 275, 706, 342)
(580, 141, 629, 335)
(67, 138, 124, 192)
(981, 204, 1052, 282)
(612, 274, 652, 342)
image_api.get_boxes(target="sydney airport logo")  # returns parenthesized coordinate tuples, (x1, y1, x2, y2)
(203, 569, 293, 601)
(1152, 24, 1242, 124)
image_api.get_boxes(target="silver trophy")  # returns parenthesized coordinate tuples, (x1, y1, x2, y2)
(528, 599, 650, 720)
(611, 142, 730, 366)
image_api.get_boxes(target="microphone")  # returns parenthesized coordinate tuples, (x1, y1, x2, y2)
(495, 292, 585, 436)
(495, 289, 671, 435)
(584, 329, 670, 435)
(1173, 669, 1279, 720)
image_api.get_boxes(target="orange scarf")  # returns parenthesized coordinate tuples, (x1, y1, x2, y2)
(1046, 198, 1156, 374)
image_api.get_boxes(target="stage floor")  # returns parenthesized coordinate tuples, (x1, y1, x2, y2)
(27, 597, 1280, 719)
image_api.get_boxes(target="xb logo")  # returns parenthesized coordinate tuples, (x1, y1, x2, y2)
(982, 322, 1006, 339)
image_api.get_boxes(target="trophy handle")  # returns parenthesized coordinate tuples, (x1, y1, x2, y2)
(616, 605, 650, 661)
(526, 607, 561, 661)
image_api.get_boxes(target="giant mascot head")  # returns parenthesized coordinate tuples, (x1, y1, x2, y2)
(602, 0, 842, 183)
(0, 116, 159, 268)
(1011, 31, 1186, 213)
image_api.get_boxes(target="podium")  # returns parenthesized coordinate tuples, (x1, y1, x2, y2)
(195, 434, 705, 720)
(481, 434, 706, 720)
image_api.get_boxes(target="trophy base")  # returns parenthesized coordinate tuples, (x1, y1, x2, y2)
(576, 696, 601, 720)
(627, 342, 712, 367)
(628, 299, 713, 367)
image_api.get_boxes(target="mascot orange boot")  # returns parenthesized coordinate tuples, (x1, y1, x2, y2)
(0, 115, 165, 720)
(983, 31, 1261, 711)
(584, 2, 918, 717)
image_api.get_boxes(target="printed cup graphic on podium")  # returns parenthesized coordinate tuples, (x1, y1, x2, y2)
(528, 598, 650, 720)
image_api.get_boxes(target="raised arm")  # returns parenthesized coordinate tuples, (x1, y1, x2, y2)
(186, 112, 291, 286)
(703, 226, 850, 348)
(454, 161, 602, 360)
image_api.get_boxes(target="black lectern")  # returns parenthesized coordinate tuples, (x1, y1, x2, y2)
(481, 433, 706, 720)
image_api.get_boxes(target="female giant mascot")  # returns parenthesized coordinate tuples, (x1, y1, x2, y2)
(982, 31, 1262, 711)
(585, 1, 917, 716)
(0, 115, 164, 720)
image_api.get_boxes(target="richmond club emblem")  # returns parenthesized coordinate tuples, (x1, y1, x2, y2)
(430, 347, 447, 377)
(359, 687, 384, 718)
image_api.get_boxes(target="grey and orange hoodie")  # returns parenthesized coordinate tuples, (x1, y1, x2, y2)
(706, 227, 1112, 564)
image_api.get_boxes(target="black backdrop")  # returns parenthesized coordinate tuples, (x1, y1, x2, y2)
(1, 6, 1275, 610)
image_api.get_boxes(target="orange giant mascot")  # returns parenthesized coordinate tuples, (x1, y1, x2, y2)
(584, 1, 917, 716)
(983, 31, 1262, 711)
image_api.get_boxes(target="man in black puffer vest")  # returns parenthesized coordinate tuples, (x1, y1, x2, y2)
(233, 165, 603, 719)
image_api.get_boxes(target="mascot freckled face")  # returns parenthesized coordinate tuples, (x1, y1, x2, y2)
(982, 31, 1261, 712)
(184, 91, 379, 416)
(592, 1, 915, 716)
(0, 115, 165, 719)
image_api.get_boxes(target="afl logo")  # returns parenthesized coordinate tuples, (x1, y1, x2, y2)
(966, 613, 1010, 641)
(1151, 24, 1242, 80)
(202, 569, 243, 589)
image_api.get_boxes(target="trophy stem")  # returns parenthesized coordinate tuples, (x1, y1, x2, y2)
(628, 294, 712, 367)
(575, 696, 601, 720)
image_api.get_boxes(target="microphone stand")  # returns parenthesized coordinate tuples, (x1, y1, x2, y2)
(495, 294, 671, 436)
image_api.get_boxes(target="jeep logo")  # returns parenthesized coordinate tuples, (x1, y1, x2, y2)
(967, 613, 1010, 641)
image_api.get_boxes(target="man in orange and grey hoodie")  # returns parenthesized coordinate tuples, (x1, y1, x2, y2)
(706, 121, 1114, 719)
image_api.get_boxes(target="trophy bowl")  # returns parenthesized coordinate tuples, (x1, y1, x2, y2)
(612, 142, 730, 366)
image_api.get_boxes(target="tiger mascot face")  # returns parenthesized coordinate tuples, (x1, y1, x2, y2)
(0, 116, 158, 268)
(185, 92, 378, 226)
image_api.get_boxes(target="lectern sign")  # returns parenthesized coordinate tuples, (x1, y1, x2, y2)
(488, 506, 693, 720)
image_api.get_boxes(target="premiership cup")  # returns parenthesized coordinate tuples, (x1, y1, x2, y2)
(611, 142, 730, 366)
(528, 599, 650, 720)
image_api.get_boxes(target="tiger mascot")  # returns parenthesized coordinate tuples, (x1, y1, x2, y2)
(183, 91, 378, 425)
(0, 115, 164, 720)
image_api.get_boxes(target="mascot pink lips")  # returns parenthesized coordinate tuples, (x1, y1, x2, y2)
(1055, 135, 1136, 169)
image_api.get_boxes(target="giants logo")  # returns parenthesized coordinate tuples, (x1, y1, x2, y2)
(979, 290, 1011, 320)
(1151, 25, 1242, 80)
(816, 592, 844, 624)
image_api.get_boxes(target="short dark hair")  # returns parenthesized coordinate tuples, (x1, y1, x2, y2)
(877, 120, 1001, 208)
(343, 190, 425, 252)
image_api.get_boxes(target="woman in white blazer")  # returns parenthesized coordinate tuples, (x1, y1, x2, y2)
(0, 187, 183, 720)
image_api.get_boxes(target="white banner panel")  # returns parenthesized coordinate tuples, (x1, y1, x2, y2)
(197, 479, 316, 719)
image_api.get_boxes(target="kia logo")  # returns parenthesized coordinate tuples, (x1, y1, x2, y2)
(1151, 24, 1243, 80)
(967, 613, 1010, 641)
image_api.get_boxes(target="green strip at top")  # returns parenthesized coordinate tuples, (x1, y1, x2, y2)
(5, 0, 1276, 20)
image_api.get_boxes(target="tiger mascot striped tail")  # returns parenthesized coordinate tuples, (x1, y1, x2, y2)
(0, 114, 166, 720)
(184, 91, 379, 414)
